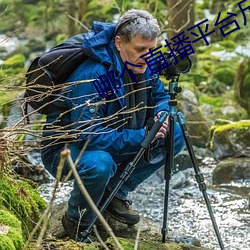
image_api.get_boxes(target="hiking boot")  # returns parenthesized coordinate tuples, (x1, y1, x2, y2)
(61, 213, 97, 243)
(105, 196, 140, 225)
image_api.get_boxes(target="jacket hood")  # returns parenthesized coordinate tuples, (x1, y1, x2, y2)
(82, 21, 116, 65)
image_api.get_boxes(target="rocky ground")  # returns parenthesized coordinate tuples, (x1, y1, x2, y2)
(32, 201, 211, 250)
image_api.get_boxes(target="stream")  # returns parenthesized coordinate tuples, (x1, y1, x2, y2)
(38, 155, 250, 250)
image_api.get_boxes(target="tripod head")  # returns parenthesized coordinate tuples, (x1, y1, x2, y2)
(164, 76, 182, 116)
(168, 76, 182, 100)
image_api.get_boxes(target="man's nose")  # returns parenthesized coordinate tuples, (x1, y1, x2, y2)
(141, 49, 151, 59)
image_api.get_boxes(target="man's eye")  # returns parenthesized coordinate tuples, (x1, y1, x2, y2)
(136, 48, 145, 52)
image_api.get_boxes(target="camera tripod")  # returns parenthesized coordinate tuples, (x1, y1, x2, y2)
(82, 77, 225, 249)
(161, 77, 225, 249)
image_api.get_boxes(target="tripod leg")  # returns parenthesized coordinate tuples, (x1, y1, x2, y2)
(177, 112, 225, 250)
(162, 114, 175, 243)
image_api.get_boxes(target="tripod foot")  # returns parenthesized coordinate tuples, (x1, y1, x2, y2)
(161, 227, 168, 243)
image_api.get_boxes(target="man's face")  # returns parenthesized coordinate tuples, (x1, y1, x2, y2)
(115, 35, 157, 74)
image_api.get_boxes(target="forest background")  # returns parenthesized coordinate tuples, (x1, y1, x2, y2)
(0, 0, 250, 126)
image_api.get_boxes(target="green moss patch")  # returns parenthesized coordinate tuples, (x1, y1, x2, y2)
(0, 209, 24, 250)
(209, 120, 250, 155)
(106, 237, 210, 250)
(0, 174, 47, 239)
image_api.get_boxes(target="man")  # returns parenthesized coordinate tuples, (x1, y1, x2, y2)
(41, 9, 185, 241)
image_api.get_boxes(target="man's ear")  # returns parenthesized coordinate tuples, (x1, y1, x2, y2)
(115, 36, 122, 51)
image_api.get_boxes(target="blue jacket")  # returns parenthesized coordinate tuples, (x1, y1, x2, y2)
(44, 21, 170, 156)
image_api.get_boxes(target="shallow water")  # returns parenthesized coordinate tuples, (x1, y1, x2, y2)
(38, 157, 250, 250)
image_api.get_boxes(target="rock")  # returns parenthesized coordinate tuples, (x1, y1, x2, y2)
(209, 120, 250, 160)
(44, 202, 212, 250)
(181, 89, 198, 105)
(170, 168, 193, 189)
(179, 100, 211, 148)
(221, 105, 237, 116)
(213, 157, 250, 184)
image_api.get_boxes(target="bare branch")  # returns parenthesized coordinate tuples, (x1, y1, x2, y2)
(63, 148, 124, 250)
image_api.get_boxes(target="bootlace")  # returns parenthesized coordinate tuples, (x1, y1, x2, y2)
(123, 200, 132, 208)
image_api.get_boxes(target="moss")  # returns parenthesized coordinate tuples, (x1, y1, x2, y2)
(213, 67, 235, 86)
(0, 209, 24, 249)
(217, 40, 237, 52)
(199, 91, 249, 122)
(213, 120, 250, 133)
(199, 95, 224, 107)
(7, 228, 24, 249)
(1, 54, 25, 69)
(106, 237, 209, 250)
(0, 174, 47, 239)
(0, 209, 21, 229)
(209, 120, 250, 151)
(0, 235, 16, 250)
(0, 54, 26, 79)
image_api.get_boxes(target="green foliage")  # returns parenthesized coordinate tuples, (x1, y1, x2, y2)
(199, 90, 248, 121)
(199, 95, 224, 107)
(213, 67, 235, 86)
(0, 209, 24, 250)
(0, 235, 16, 250)
(106, 237, 206, 249)
(1, 54, 25, 69)
(217, 40, 237, 52)
(0, 54, 26, 86)
(0, 175, 47, 238)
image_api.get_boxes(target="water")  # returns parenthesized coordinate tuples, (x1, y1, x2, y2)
(38, 157, 250, 250)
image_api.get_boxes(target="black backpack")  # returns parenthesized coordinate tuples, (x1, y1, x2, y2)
(24, 34, 87, 115)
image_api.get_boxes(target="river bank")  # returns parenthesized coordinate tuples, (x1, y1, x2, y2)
(38, 155, 250, 250)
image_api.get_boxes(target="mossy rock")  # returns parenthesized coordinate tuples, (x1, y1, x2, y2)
(212, 67, 235, 86)
(0, 174, 47, 239)
(199, 92, 249, 122)
(209, 120, 250, 160)
(179, 100, 210, 148)
(28, 237, 211, 250)
(213, 157, 250, 184)
(0, 209, 24, 250)
(106, 237, 211, 250)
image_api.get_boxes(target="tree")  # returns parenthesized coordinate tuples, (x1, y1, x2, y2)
(166, 0, 195, 44)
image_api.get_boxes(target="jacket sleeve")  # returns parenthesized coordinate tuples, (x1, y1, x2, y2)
(65, 62, 146, 156)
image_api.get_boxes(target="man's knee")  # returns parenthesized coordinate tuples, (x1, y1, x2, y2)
(77, 150, 117, 181)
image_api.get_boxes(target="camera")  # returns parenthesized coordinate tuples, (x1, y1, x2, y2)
(158, 52, 192, 80)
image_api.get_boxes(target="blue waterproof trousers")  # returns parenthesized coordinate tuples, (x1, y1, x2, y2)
(41, 122, 185, 226)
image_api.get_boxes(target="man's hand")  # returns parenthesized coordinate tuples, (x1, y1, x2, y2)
(154, 111, 169, 139)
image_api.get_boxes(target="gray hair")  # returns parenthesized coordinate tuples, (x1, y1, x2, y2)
(115, 9, 160, 43)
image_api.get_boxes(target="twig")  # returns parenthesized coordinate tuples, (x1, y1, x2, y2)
(134, 220, 142, 250)
(61, 148, 124, 250)
(68, 14, 90, 31)
(22, 154, 65, 249)
(93, 225, 110, 250)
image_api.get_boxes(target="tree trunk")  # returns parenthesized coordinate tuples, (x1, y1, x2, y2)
(67, 0, 76, 36)
(167, 0, 195, 45)
(78, 0, 88, 20)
